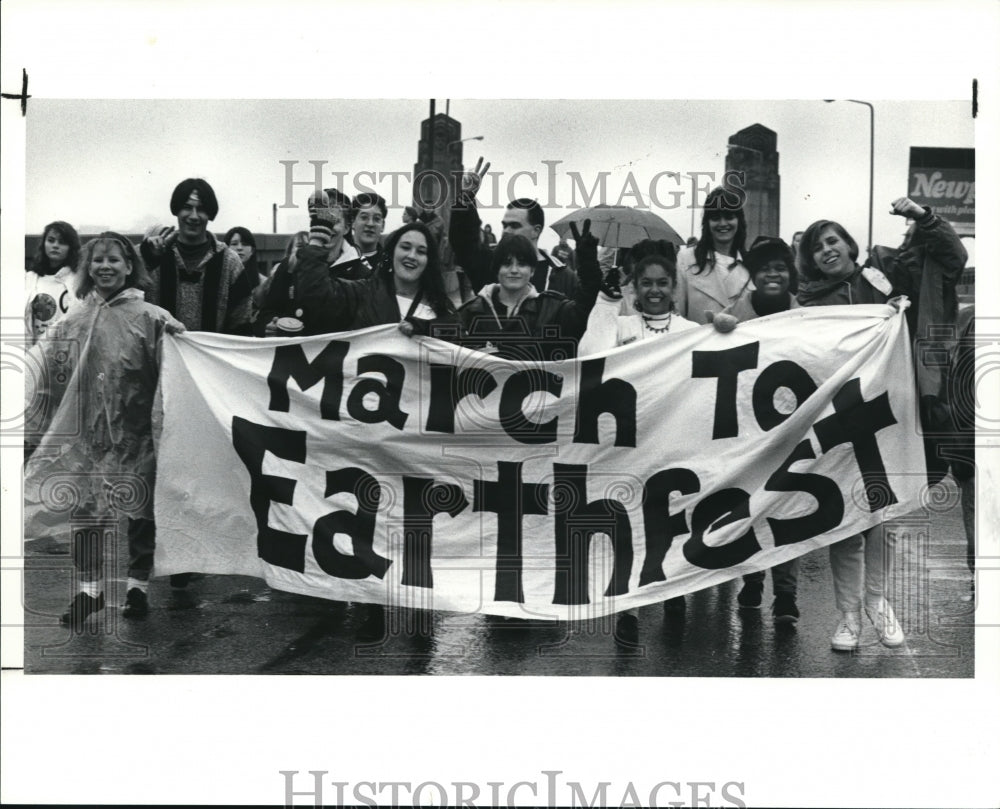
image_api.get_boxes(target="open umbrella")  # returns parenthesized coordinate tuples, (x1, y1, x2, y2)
(550, 205, 685, 249)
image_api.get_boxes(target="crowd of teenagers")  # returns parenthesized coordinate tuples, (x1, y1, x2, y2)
(24, 159, 976, 651)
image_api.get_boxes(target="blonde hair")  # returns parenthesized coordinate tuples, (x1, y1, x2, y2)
(75, 232, 150, 298)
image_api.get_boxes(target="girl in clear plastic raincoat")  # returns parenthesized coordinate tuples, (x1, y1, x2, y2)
(24, 232, 185, 630)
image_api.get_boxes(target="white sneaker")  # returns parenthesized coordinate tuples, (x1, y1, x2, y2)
(830, 611, 862, 651)
(865, 596, 905, 647)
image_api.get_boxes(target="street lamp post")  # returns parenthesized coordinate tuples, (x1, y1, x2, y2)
(826, 99, 874, 254)
(446, 135, 485, 152)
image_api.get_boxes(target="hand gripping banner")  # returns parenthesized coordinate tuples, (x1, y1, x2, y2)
(155, 305, 925, 620)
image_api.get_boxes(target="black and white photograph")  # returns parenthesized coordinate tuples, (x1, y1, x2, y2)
(2, 1, 998, 807)
(14, 96, 980, 678)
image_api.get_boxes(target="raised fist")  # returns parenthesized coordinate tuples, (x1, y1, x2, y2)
(889, 197, 926, 219)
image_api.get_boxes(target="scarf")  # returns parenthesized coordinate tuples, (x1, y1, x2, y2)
(795, 266, 860, 306)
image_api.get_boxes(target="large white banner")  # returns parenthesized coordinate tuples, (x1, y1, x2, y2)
(156, 305, 925, 619)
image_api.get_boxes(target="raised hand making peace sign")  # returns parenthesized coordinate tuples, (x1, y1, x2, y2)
(568, 218, 597, 259)
(459, 156, 492, 201)
(144, 224, 178, 257)
(570, 218, 603, 292)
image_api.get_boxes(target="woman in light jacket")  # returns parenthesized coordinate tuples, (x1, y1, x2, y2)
(674, 186, 749, 325)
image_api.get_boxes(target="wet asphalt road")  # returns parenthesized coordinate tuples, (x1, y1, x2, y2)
(18, 476, 975, 677)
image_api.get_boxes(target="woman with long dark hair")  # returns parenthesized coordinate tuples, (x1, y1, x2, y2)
(289, 219, 457, 336)
(674, 186, 749, 324)
(26, 220, 82, 343)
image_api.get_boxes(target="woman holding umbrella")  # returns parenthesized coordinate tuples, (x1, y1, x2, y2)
(674, 186, 750, 324)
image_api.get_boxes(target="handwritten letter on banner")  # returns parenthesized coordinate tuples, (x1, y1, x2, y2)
(156, 306, 925, 619)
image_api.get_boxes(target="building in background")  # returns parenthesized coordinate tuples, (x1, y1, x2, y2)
(725, 124, 780, 245)
(413, 102, 463, 232)
(908, 147, 974, 237)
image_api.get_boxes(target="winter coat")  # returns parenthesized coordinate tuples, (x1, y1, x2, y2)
(797, 207, 968, 484)
(796, 266, 892, 307)
(254, 242, 374, 336)
(674, 244, 750, 324)
(864, 209, 967, 398)
(457, 267, 600, 362)
(23, 288, 175, 534)
(287, 244, 458, 337)
(449, 200, 580, 296)
(141, 237, 253, 334)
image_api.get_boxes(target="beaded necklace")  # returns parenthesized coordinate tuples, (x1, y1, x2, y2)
(642, 312, 673, 333)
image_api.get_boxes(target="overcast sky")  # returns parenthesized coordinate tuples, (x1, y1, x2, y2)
(26, 98, 973, 257)
(3, 1, 997, 806)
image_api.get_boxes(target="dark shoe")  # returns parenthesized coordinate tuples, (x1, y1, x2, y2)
(122, 587, 149, 619)
(170, 572, 193, 589)
(737, 581, 763, 609)
(60, 592, 105, 630)
(663, 595, 686, 615)
(772, 592, 799, 625)
(614, 613, 639, 646)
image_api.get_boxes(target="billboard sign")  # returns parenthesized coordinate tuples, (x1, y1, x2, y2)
(909, 147, 974, 236)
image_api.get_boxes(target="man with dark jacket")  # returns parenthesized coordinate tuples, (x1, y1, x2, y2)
(135, 177, 253, 613)
(450, 157, 579, 297)
(141, 177, 253, 335)
(256, 188, 373, 335)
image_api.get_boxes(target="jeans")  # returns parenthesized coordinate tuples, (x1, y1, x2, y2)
(72, 517, 155, 583)
(742, 558, 800, 595)
(829, 522, 896, 613)
(127, 517, 156, 581)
